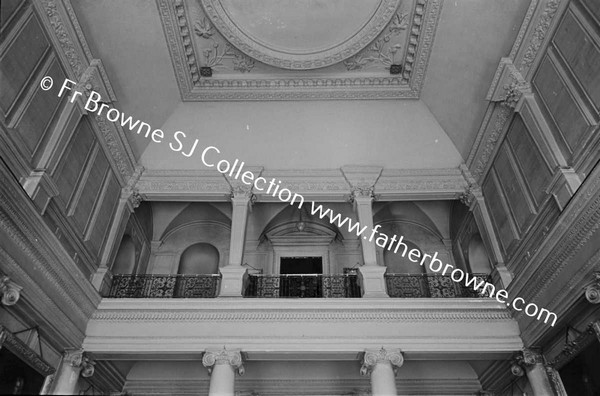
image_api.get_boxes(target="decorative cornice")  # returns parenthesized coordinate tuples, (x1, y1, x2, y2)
(157, 0, 442, 101)
(469, 104, 513, 180)
(360, 348, 404, 376)
(519, 0, 561, 73)
(136, 167, 469, 201)
(90, 304, 513, 323)
(202, 348, 244, 376)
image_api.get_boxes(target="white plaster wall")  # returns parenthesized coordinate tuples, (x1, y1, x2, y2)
(140, 100, 463, 170)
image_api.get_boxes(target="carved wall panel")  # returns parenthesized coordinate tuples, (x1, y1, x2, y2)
(0, 1, 123, 277)
(532, 1, 600, 172)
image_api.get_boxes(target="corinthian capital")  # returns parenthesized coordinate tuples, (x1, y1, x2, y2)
(512, 347, 544, 376)
(360, 348, 404, 376)
(203, 348, 245, 376)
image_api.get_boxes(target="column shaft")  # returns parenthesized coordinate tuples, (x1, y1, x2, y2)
(51, 363, 81, 395)
(208, 364, 235, 396)
(354, 196, 388, 297)
(50, 349, 93, 395)
(219, 195, 251, 297)
(526, 363, 554, 396)
(370, 361, 398, 396)
(228, 196, 250, 266)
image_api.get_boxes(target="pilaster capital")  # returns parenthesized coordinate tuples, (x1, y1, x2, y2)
(459, 184, 483, 210)
(0, 276, 22, 306)
(63, 348, 95, 378)
(360, 348, 404, 376)
(202, 348, 245, 376)
(511, 348, 545, 376)
(584, 272, 600, 304)
(230, 186, 256, 205)
(350, 186, 376, 203)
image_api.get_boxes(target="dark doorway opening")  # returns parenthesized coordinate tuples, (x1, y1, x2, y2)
(280, 257, 323, 274)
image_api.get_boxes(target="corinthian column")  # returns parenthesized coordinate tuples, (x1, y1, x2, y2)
(360, 348, 404, 396)
(202, 349, 244, 396)
(50, 349, 94, 395)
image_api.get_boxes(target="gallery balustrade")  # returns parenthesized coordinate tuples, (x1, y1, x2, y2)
(106, 274, 221, 298)
(104, 272, 492, 299)
(384, 273, 492, 298)
(244, 273, 362, 298)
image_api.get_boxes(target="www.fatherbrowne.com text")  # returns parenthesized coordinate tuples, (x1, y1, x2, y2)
(50, 77, 558, 327)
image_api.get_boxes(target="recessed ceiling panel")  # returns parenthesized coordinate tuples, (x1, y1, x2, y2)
(157, 0, 442, 100)
(202, 0, 396, 69)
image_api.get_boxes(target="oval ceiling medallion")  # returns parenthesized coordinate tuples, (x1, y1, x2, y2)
(200, 0, 402, 70)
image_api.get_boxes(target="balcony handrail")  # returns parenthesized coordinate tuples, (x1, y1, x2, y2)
(384, 272, 492, 298)
(107, 273, 221, 298)
(248, 273, 357, 277)
(112, 273, 221, 277)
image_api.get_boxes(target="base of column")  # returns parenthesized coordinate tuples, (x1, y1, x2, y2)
(358, 266, 389, 298)
(218, 266, 248, 297)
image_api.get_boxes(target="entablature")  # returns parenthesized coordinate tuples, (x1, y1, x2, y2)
(84, 298, 522, 361)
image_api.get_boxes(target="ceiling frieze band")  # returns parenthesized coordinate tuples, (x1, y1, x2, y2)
(134, 167, 468, 201)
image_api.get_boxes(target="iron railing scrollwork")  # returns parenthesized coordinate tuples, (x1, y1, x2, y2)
(245, 274, 361, 298)
(385, 273, 492, 298)
(106, 274, 220, 298)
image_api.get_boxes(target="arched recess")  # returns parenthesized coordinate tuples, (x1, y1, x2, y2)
(383, 240, 426, 273)
(259, 205, 343, 274)
(467, 233, 492, 274)
(178, 243, 220, 274)
(112, 235, 137, 274)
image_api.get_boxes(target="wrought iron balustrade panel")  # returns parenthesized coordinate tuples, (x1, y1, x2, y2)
(107, 274, 219, 298)
(385, 273, 492, 298)
(245, 274, 361, 298)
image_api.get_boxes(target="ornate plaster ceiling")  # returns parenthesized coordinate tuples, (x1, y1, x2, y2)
(158, 0, 440, 100)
